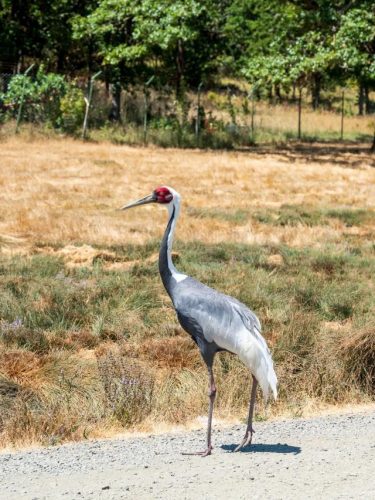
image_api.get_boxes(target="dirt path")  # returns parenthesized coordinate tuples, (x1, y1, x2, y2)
(0, 410, 374, 500)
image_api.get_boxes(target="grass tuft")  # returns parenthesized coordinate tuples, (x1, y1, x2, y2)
(97, 348, 154, 426)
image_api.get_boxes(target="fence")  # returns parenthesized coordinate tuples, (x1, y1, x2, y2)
(0, 66, 374, 149)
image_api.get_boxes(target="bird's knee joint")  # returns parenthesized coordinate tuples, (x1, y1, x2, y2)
(208, 387, 217, 398)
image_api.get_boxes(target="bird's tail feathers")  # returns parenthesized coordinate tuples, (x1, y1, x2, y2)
(268, 363, 278, 401)
(255, 355, 278, 403)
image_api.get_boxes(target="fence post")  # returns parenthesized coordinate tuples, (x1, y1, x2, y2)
(195, 82, 203, 147)
(250, 84, 257, 141)
(297, 86, 302, 140)
(82, 70, 102, 140)
(143, 75, 154, 145)
(340, 90, 345, 140)
(15, 63, 35, 134)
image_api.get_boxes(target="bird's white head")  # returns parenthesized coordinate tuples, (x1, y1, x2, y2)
(121, 186, 180, 211)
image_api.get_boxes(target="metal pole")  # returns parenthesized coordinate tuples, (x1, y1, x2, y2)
(297, 86, 302, 140)
(15, 63, 35, 134)
(195, 82, 203, 147)
(143, 75, 154, 145)
(340, 90, 345, 140)
(82, 70, 102, 140)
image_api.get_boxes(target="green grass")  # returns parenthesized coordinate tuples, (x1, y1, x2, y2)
(252, 206, 375, 228)
(1, 239, 374, 352)
(183, 205, 375, 229)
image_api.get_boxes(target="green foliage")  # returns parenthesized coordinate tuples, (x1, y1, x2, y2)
(2, 69, 68, 126)
(334, 7, 375, 80)
(1, 69, 87, 130)
(242, 0, 375, 95)
(72, 0, 227, 91)
(60, 86, 86, 132)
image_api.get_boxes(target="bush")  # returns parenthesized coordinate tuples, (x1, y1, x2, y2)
(2, 68, 67, 125)
(60, 86, 86, 132)
(1, 68, 85, 130)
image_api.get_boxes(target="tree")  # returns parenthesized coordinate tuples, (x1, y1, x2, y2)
(333, 6, 375, 115)
(73, 0, 228, 93)
(0, 0, 96, 72)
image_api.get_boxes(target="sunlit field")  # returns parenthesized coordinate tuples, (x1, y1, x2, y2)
(0, 137, 374, 448)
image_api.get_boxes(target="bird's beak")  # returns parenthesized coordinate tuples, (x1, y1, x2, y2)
(120, 193, 156, 210)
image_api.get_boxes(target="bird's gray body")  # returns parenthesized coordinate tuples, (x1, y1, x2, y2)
(159, 199, 277, 401)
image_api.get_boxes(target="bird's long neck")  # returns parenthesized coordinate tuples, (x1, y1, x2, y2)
(159, 196, 186, 298)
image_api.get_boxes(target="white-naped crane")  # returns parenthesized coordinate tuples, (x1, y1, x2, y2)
(122, 186, 277, 456)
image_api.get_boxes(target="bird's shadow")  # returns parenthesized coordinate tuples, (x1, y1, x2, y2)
(221, 443, 301, 455)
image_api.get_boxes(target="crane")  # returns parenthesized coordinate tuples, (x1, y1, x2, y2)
(122, 186, 277, 456)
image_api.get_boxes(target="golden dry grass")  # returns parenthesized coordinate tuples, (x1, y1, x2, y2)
(0, 137, 374, 448)
(0, 137, 374, 256)
(200, 84, 375, 138)
(213, 99, 374, 136)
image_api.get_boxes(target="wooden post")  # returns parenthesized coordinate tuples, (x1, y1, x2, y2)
(143, 76, 154, 145)
(297, 87, 302, 140)
(15, 63, 35, 134)
(340, 90, 345, 140)
(250, 86, 256, 140)
(82, 70, 102, 140)
(195, 82, 203, 147)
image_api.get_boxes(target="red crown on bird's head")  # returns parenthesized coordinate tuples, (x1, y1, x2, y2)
(154, 186, 173, 204)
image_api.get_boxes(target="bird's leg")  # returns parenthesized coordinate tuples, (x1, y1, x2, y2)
(182, 365, 216, 457)
(205, 366, 217, 455)
(234, 375, 258, 452)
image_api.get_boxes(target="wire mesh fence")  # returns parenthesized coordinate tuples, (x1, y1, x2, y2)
(0, 65, 374, 149)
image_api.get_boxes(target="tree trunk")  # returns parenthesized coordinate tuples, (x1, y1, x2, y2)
(104, 75, 110, 98)
(275, 84, 282, 102)
(371, 129, 375, 153)
(267, 86, 273, 104)
(311, 74, 321, 110)
(109, 82, 122, 122)
(364, 85, 370, 114)
(175, 39, 185, 101)
(358, 83, 365, 115)
(297, 87, 302, 140)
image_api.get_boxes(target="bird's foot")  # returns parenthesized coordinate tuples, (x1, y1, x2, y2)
(182, 446, 212, 457)
(233, 428, 254, 452)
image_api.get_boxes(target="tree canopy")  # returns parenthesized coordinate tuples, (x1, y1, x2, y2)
(0, 0, 374, 108)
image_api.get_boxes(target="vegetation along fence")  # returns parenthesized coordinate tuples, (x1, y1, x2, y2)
(0, 65, 374, 150)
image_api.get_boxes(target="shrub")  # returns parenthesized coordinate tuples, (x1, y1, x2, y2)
(2, 68, 67, 125)
(60, 86, 86, 132)
(1, 68, 85, 130)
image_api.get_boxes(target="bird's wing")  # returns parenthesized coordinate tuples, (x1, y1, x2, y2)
(227, 299, 270, 354)
(173, 278, 277, 400)
(173, 277, 264, 349)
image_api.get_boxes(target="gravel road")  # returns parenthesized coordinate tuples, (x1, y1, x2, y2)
(0, 410, 374, 500)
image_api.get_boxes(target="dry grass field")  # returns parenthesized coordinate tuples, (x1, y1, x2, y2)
(1, 137, 374, 248)
(202, 92, 375, 142)
(0, 136, 374, 448)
